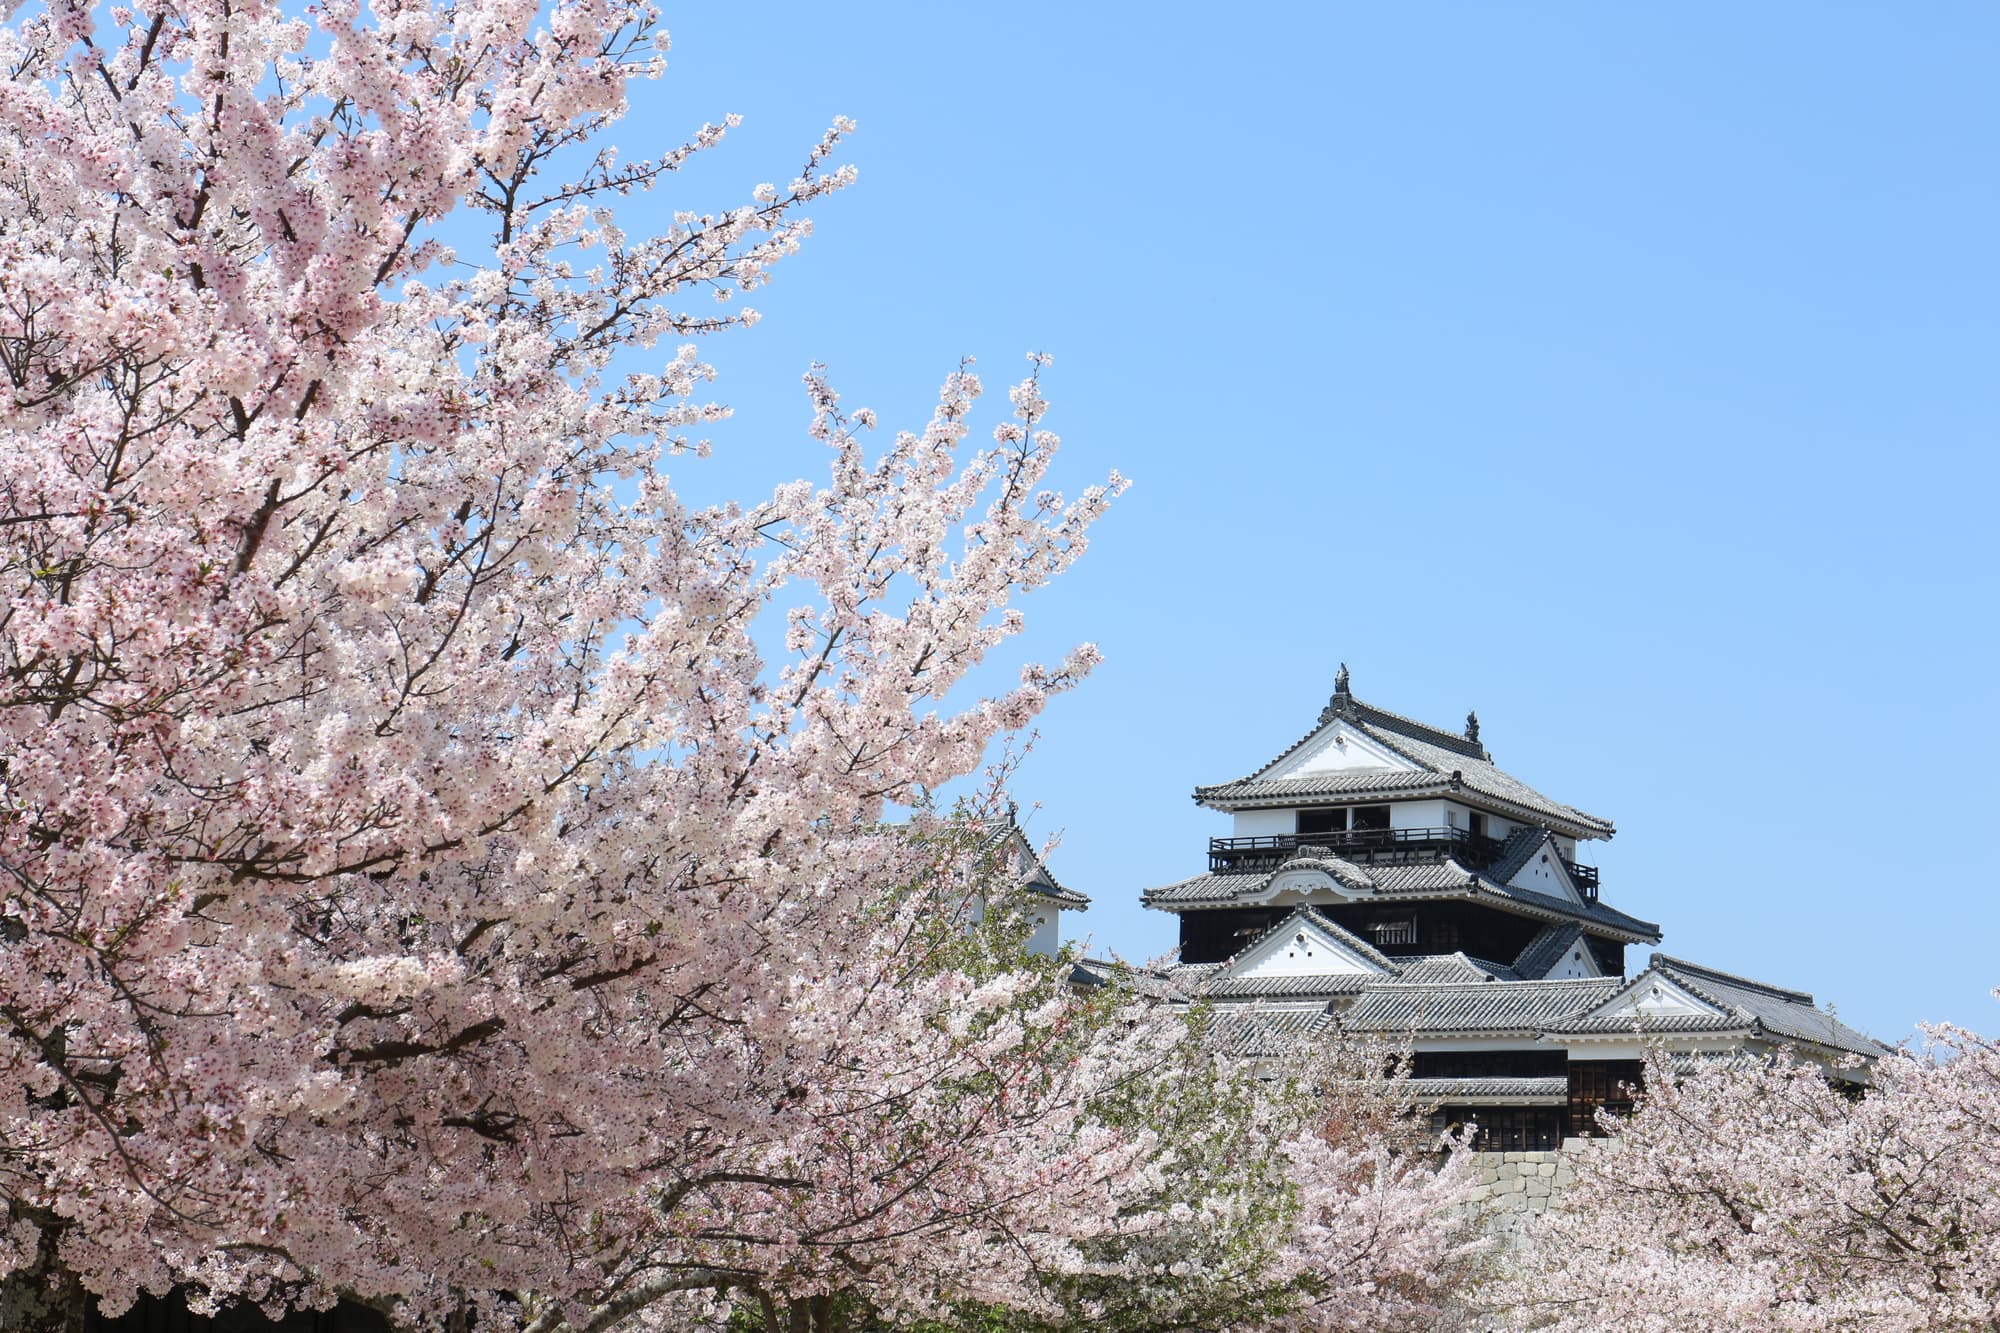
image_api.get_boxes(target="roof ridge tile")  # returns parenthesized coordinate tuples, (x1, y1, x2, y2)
(1652, 955, 1814, 1006)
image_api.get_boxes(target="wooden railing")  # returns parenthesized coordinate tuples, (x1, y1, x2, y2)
(1207, 826, 1600, 900)
(1207, 827, 1503, 872)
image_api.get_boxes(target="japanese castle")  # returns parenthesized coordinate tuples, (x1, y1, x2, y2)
(1133, 665, 1885, 1150)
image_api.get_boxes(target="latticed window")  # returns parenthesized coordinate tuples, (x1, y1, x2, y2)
(1567, 1060, 1644, 1137)
(1370, 917, 1417, 946)
(1432, 1107, 1562, 1152)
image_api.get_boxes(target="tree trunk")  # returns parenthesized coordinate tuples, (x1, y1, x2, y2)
(781, 1294, 839, 1333)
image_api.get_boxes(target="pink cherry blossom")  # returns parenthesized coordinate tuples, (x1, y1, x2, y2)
(1492, 1017, 2000, 1331)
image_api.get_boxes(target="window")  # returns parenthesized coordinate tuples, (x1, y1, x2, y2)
(1297, 808, 1347, 837)
(1369, 917, 1417, 947)
(1568, 1061, 1644, 1137)
(1432, 1107, 1562, 1152)
(1351, 805, 1391, 831)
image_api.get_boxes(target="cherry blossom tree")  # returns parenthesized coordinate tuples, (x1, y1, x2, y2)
(682, 983, 1487, 1333)
(0, 0, 1148, 1320)
(1491, 1022, 2000, 1332)
(0, 0, 1490, 1326)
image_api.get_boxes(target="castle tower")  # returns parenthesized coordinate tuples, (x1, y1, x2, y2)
(1142, 668, 1885, 1149)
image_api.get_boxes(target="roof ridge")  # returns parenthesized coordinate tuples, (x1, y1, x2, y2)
(1349, 698, 1488, 760)
(1218, 689, 1481, 791)
(1653, 955, 1814, 1006)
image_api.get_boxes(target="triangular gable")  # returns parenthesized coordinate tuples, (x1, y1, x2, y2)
(1577, 968, 1732, 1024)
(1256, 717, 1420, 781)
(1501, 831, 1584, 906)
(1225, 908, 1397, 981)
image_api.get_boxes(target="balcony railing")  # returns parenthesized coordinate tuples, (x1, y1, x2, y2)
(1209, 827, 1499, 872)
(1207, 826, 1599, 900)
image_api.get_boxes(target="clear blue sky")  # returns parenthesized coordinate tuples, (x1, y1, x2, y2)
(616, 4, 1998, 1046)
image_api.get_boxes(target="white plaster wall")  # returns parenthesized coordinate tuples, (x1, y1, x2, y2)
(1509, 846, 1578, 902)
(1390, 799, 1448, 830)
(1238, 924, 1381, 977)
(1026, 910, 1058, 957)
(1442, 803, 1520, 841)
(1233, 808, 1297, 837)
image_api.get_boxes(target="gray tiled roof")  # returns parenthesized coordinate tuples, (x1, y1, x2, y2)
(1409, 1076, 1568, 1103)
(1141, 857, 1662, 943)
(1027, 879, 1092, 909)
(1550, 1013, 1753, 1036)
(1142, 870, 1270, 905)
(1206, 972, 1377, 998)
(1484, 826, 1549, 885)
(1511, 922, 1588, 980)
(1359, 723, 1616, 839)
(1394, 954, 1518, 984)
(1194, 691, 1615, 839)
(1209, 1005, 1333, 1057)
(1653, 957, 1890, 1058)
(969, 821, 1091, 908)
(1667, 1050, 1769, 1075)
(1341, 978, 1622, 1036)
(1193, 772, 1449, 802)
(1486, 878, 1659, 941)
(1538, 957, 1890, 1059)
(1068, 958, 1189, 999)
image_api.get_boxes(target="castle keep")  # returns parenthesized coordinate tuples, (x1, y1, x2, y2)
(1139, 666, 1884, 1148)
